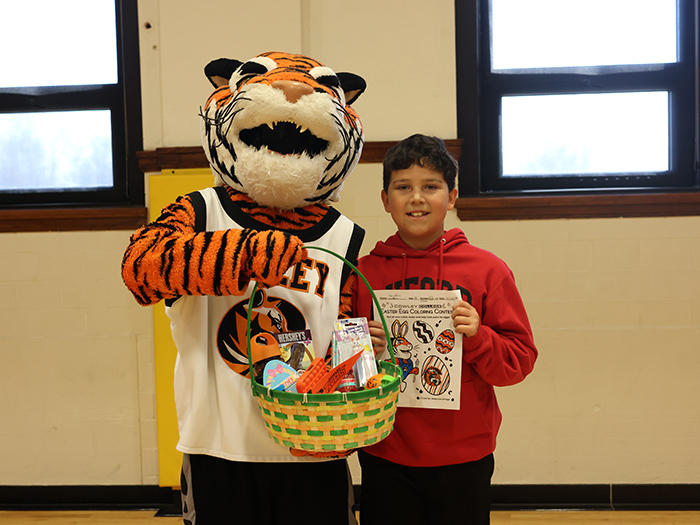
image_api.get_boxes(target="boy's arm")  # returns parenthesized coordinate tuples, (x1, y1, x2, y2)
(121, 194, 306, 306)
(461, 275, 537, 387)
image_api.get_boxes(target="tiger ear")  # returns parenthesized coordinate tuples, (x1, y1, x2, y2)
(337, 72, 366, 105)
(204, 58, 243, 88)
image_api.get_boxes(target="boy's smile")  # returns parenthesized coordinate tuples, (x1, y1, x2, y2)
(381, 164, 458, 250)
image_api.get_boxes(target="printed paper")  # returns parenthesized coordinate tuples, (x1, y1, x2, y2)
(373, 289, 462, 410)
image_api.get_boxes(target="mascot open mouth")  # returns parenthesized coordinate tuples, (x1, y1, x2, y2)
(239, 121, 329, 157)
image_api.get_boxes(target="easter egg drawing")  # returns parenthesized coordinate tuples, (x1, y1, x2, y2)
(421, 355, 450, 396)
(435, 329, 455, 354)
(412, 320, 434, 344)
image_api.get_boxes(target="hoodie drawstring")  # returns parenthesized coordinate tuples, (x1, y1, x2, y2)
(401, 253, 407, 288)
(401, 238, 445, 289)
(438, 237, 445, 290)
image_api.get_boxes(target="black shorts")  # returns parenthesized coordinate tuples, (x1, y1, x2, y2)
(358, 450, 494, 525)
(181, 453, 356, 525)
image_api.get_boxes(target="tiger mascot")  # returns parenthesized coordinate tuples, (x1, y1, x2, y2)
(121, 51, 366, 525)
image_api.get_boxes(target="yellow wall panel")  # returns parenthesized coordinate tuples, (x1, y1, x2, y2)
(149, 169, 214, 487)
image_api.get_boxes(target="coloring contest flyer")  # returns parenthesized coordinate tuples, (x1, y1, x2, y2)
(373, 289, 462, 410)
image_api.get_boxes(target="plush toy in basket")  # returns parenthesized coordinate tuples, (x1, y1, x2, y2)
(247, 247, 402, 454)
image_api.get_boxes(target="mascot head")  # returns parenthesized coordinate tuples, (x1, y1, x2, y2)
(200, 51, 366, 210)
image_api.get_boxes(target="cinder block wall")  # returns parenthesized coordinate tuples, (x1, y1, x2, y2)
(1, 0, 698, 487)
(0, 231, 157, 485)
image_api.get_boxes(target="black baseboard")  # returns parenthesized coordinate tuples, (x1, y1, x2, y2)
(0, 485, 179, 513)
(1, 484, 698, 513)
(490, 484, 700, 511)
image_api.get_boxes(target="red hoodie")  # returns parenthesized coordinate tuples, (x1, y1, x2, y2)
(353, 228, 537, 467)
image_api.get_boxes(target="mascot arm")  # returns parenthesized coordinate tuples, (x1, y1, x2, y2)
(121, 194, 306, 306)
(338, 273, 355, 320)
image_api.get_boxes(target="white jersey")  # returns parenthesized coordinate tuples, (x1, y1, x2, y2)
(166, 187, 364, 462)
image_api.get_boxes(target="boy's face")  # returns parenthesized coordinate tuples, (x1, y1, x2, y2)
(381, 164, 458, 250)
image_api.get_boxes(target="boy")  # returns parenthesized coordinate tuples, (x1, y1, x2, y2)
(354, 134, 538, 525)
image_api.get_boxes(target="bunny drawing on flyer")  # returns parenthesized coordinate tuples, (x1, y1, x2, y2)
(391, 320, 419, 392)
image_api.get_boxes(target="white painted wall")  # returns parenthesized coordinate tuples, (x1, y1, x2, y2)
(1, 0, 698, 486)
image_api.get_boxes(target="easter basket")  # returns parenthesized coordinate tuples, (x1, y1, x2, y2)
(246, 246, 402, 453)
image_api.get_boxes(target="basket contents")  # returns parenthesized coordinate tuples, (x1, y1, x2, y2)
(262, 360, 300, 392)
(250, 332, 283, 384)
(365, 373, 394, 390)
(294, 358, 327, 393)
(296, 352, 362, 393)
(259, 318, 392, 395)
(272, 329, 315, 372)
(332, 317, 379, 389)
(252, 329, 316, 385)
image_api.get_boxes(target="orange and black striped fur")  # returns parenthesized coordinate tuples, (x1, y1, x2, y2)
(121, 186, 355, 317)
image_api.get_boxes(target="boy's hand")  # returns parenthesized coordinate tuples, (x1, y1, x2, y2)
(452, 300, 480, 338)
(368, 320, 387, 356)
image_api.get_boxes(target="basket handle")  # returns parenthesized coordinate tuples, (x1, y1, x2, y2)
(246, 245, 397, 387)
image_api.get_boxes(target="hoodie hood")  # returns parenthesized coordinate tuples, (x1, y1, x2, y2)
(369, 228, 470, 259)
(368, 228, 470, 289)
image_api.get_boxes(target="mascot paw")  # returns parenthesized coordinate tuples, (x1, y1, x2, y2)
(245, 231, 307, 287)
(290, 447, 356, 459)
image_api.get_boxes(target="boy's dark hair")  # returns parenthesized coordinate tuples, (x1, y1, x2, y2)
(382, 134, 459, 192)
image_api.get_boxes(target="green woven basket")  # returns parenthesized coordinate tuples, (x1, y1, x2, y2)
(246, 246, 402, 452)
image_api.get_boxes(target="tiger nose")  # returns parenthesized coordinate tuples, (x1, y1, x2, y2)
(271, 80, 314, 103)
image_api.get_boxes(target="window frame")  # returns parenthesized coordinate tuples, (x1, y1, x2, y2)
(0, 0, 144, 221)
(454, 0, 700, 220)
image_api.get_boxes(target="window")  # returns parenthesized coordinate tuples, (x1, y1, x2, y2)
(455, 0, 699, 203)
(0, 0, 143, 211)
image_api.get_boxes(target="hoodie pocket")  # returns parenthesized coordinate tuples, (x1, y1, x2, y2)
(460, 380, 499, 437)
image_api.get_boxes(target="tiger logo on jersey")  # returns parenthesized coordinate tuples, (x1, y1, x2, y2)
(217, 288, 306, 377)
